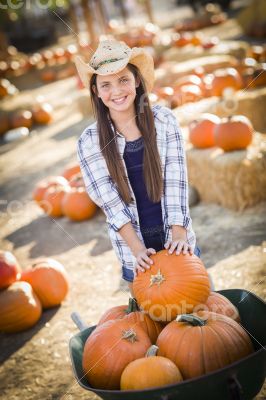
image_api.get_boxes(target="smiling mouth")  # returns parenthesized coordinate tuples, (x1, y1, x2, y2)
(112, 96, 128, 104)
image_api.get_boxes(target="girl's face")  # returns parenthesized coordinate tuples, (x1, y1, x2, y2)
(94, 67, 139, 113)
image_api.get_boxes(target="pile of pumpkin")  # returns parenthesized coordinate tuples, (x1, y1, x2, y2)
(81, 250, 254, 391)
(32, 163, 97, 222)
(152, 60, 266, 109)
(0, 250, 69, 333)
(0, 101, 54, 140)
(188, 113, 254, 152)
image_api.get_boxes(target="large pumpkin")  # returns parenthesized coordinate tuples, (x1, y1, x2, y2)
(0, 250, 21, 289)
(0, 281, 42, 333)
(20, 258, 69, 308)
(188, 113, 220, 148)
(195, 291, 241, 322)
(133, 250, 210, 322)
(157, 311, 254, 379)
(210, 68, 242, 96)
(61, 188, 97, 221)
(120, 345, 183, 390)
(82, 319, 152, 389)
(42, 185, 70, 217)
(98, 298, 163, 344)
(32, 176, 69, 205)
(214, 115, 253, 151)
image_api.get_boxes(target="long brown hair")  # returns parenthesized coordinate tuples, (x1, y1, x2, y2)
(89, 63, 163, 204)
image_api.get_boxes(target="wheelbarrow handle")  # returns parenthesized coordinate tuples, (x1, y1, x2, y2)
(71, 312, 88, 331)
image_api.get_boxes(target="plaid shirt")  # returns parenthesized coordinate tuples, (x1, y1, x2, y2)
(77, 104, 196, 281)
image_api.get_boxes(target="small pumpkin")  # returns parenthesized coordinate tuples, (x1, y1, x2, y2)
(0, 281, 42, 333)
(133, 250, 210, 322)
(42, 185, 70, 217)
(0, 250, 21, 289)
(195, 292, 241, 322)
(32, 103, 53, 125)
(189, 113, 220, 148)
(171, 84, 203, 108)
(210, 68, 242, 97)
(157, 311, 254, 379)
(98, 298, 163, 344)
(11, 110, 33, 129)
(174, 74, 205, 93)
(20, 258, 69, 308)
(120, 345, 183, 390)
(32, 176, 69, 205)
(214, 115, 253, 151)
(82, 319, 152, 389)
(61, 187, 97, 221)
(62, 163, 81, 181)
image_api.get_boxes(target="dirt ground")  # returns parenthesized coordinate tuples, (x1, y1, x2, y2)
(1, 8, 266, 400)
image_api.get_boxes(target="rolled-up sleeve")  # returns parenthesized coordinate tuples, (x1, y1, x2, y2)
(77, 134, 133, 231)
(164, 110, 191, 229)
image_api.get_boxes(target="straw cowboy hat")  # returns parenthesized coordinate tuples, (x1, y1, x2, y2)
(74, 39, 155, 92)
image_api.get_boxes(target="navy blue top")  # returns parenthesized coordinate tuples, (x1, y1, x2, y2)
(123, 136, 163, 230)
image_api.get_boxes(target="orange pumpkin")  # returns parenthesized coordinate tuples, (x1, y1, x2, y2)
(174, 74, 205, 93)
(32, 103, 53, 125)
(20, 258, 69, 309)
(214, 115, 253, 151)
(0, 113, 10, 136)
(154, 86, 174, 101)
(98, 298, 163, 344)
(11, 110, 33, 129)
(61, 188, 97, 221)
(42, 185, 70, 217)
(120, 345, 183, 390)
(189, 113, 220, 148)
(32, 175, 69, 205)
(0, 281, 42, 333)
(0, 250, 21, 289)
(157, 311, 254, 379)
(210, 68, 243, 97)
(171, 84, 203, 108)
(133, 250, 211, 322)
(82, 319, 152, 389)
(195, 292, 241, 322)
(62, 163, 81, 181)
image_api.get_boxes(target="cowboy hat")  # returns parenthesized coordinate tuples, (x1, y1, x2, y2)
(74, 39, 154, 92)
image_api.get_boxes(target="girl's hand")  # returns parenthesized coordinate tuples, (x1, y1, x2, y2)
(164, 239, 193, 255)
(133, 247, 156, 278)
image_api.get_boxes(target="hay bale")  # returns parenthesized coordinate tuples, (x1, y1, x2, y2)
(173, 87, 266, 133)
(162, 40, 249, 63)
(186, 133, 266, 211)
(155, 55, 237, 87)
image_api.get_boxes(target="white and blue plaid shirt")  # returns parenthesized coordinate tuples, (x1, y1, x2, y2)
(77, 104, 196, 281)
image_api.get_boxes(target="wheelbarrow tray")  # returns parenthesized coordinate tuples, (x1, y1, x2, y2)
(69, 289, 266, 400)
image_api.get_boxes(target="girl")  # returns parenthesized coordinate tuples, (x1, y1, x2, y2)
(75, 40, 201, 297)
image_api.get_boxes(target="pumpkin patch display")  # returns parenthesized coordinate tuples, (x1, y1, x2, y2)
(0, 281, 42, 333)
(189, 113, 220, 148)
(120, 345, 183, 390)
(98, 298, 163, 344)
(156, 311, 254, 379)
(20, 258, 69, 308)
(61, 187, 97, 221)
(0, 250, 21, 289)
(214, 115, 253, 151)
(82, 319, 152, 389)
(195, 291, 241, 322)
(133, 250, 210, 322)
(209, 67, 242, 97)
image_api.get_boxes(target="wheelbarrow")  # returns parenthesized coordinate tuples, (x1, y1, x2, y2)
(69, 289, 266, 400)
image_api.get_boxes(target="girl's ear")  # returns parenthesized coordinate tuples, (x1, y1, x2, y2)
(92, 84, 97, 94)
(135, 76, 140, 88)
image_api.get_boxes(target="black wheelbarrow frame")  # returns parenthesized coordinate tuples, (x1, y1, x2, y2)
(69, 289, 266, 400)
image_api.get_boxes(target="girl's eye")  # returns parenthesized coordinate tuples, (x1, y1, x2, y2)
(121, 79, 128, 84)
(102, 84, 109, 88)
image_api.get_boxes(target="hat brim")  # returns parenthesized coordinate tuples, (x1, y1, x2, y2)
(74, 47, 154, 92)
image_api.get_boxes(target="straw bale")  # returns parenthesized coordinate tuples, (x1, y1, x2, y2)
(155, 55, 237, 87)
(162, 40, 249, 63)
(173, 87, 266, 133)
(186, 133, 266, 211)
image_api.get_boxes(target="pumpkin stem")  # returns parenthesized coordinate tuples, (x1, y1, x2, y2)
(125, 297, 140, 314)
(121, 328, 138, 343)
(149, 269, 165, 287)
(176, 314, 206, 326)
(145, 345, 159, 357)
